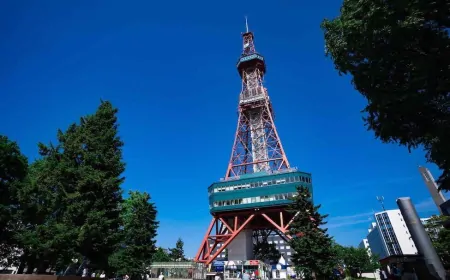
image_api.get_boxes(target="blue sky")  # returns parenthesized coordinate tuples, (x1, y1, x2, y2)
(1, 1, 447, 258)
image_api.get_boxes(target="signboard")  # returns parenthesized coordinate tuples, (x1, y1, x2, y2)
(239, 54, 264, 63)
(213, 261, 225, 266)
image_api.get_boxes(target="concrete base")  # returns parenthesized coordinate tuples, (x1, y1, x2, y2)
(227, 229, 253, 260)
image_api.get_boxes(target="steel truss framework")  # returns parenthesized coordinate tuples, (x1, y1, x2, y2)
(226, 29, 289, 178)
(194, 208, 295, 264)
(226, 98, 290, 178)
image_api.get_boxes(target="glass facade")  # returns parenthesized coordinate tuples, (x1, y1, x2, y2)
(375, 212, 403, 256)
(213, 192, 296, 208)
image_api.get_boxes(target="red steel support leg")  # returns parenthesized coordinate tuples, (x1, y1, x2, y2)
(194, 218, 216, 262)
(261, 211, 293, 240)
(203, 214, 255, 265)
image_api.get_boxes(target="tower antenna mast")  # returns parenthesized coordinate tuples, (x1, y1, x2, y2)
(376, 196, 386, 211)
(245, 16, 249, 33)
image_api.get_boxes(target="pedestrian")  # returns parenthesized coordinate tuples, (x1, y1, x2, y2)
(243, 270, 250, 280)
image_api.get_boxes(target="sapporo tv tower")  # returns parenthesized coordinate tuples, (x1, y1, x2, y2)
(194, 20, 313, 264)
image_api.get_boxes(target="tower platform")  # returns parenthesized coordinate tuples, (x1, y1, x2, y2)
(209, 168, 312, 214)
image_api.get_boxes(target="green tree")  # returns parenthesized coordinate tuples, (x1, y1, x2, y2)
(288, 186, 336, 280)
(0, 136, 28, 267)
(17, 100, 125, 272)
(169, 238, 186, 261)
(109, 191, 158, 278)
(152, 248, 171, 263)
(61, 101, 125, 269)
(15, 158, 77, 273)
(321, 0, 450, 190)
(253, 230, 281, 264)
(424, 215, 450, 269)
(333, 244, 380, 277)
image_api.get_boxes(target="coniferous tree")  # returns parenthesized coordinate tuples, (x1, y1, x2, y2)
(0, 136, 28, 267)
(152, 248, 171, 263)
(288, 186, 336, 280)
(15, 157, 78, 273)
(1, 101, 129, 273)
(169, 238, 186, 261)
(19, 101, 125, 272)
(109, 191, 158, 278)
(61, 101, 125, 269)
(253, 231, 281, 264)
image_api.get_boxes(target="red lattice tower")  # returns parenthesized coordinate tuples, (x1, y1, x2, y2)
(194, 21, 308, 265)
(225, 27, 290, 178)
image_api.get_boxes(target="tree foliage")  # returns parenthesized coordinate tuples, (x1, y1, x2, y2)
(288, 186, 336, 280)
(334, 244, 379, 277)
(424, 215, 450, 269)
(0, 100, 159, 275)
(253, 238, 281, 264)
(152, 248, 171, 263)
(109, 191, 158, 278)
(321, 0, 450, 190)
(60, 100, 125, 269)
(169, 238, 186, 261)
(0, 136, 28, 267)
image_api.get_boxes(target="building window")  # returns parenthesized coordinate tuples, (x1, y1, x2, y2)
(279, 240, 284, 244)
(287, 252, 291, 256)
(285, 245, 290, 249)
(280, 246, 285, 249)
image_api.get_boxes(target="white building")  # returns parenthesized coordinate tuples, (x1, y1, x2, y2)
(208, 232, 294, 263)
(267, 233, 294, 264)
(365, 210, 418, 259)
(358, 238, 372, 256)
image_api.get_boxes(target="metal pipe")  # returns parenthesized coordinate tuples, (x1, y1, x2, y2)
(397, 197, 446, 280)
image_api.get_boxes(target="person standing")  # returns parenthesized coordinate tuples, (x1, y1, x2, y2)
(242, 270, 250, 280)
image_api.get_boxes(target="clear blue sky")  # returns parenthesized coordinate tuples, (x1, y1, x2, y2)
(1, 1, 446, 257)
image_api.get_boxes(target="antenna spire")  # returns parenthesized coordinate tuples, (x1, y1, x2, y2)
(245, 16, 249, 33)
(376, 196, 386, 211)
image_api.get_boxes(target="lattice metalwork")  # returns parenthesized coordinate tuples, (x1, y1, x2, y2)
(225, 31, 289, 178)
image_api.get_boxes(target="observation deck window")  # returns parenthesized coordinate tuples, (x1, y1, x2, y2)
(212, 174, 311, 193)
(212, 192, 296, 208)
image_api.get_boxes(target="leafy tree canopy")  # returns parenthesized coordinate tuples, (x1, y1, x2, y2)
(288, 186, 336, 280)
(321, 0, 450, 190)
(334, 244, 379, 277)
(424, 215, 450, 269)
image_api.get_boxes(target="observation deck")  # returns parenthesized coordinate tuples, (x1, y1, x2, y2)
(237, 53, 266, 78)
(208, 168, 312, 214)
